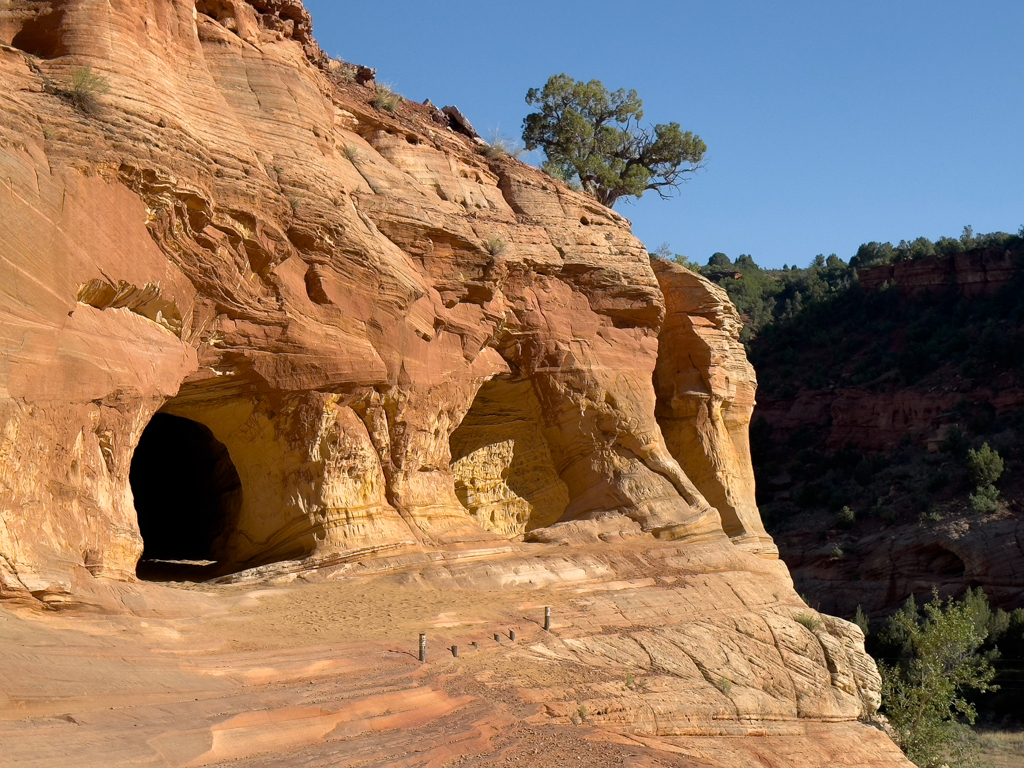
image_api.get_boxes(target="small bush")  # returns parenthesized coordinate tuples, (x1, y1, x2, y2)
(343, 145, 359, 161)
(966, 443, 1004, 488)
(53, 65, 110, 112)
(482, 130, 525, 160)
(926, 470, 950, 493)
(943, 424, 970, 456)
(836, 505, 855, 529)
(484, 236, 506, 256)
(371, 84, 400, 112)
(795, 612, 823, 631)
(854, 605, 870, 637)
(829, 546, 845, 560)
(970, 484, 1002, 513)
(715, 676, 733, 694)
(625, 673, 635, 689)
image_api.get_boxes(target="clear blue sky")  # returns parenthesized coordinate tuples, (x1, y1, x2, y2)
(304, 0, 1023, 269)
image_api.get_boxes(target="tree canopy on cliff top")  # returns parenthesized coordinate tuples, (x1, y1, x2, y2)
(522, 74, 706, 208)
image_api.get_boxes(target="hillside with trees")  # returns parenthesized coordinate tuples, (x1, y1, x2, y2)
(656, 230, 1024, 733)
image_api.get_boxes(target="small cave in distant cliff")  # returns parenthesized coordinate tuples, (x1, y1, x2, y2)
(915, 544, 967, 578)
(449, 378, 569, 538)
(130, 413, 242, 581)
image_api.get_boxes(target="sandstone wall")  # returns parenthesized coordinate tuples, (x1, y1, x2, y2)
(0, 0, 783, 601)
(653, 261, 775, 555)
(857, 248, 1017, 298)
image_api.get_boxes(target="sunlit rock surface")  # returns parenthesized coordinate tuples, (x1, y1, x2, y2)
(0, 1, 910, 764)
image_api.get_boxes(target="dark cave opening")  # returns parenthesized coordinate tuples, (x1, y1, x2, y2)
(9, 8, 68, 59)
(130, 413, 242, 581)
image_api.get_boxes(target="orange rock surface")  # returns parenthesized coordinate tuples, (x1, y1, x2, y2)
(0, 0, 768, 596)
(0, 2, 910, 764)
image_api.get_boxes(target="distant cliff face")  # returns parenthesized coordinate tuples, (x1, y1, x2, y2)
(749, 250, 1024, 620)
(0, 0, 781, 599)
(857, 248, 1017, 298)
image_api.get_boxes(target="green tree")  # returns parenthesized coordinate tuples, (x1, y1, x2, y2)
(878, 592, 998, 768)
(966, 443, 1004, 512)
(965, 443, 1004, 488)
(522, 74, 706, 208)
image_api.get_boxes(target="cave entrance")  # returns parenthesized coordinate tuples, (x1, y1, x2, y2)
(130, 413, 242, 581)
(449, 378, 569, 538)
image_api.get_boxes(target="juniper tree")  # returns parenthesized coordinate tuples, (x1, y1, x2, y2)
(522, 74, 706, 208)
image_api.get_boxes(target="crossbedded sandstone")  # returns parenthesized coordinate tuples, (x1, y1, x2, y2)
(0, 3, 917, 764)
(0, 0, 779, 595)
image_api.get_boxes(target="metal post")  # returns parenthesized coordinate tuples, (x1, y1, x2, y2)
(509, 629, 516, 642)
(452, 645, 458, 658)
(494, 633, 501, 643)
(419, 633, 426, 662)
(544, 606, 551, 632)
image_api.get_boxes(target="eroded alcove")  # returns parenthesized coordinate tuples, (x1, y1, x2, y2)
(449, 378, 569, 538)
(6, 7, 68, 59)
(915, 544, 967, 578)
(130, 413, 242, 580)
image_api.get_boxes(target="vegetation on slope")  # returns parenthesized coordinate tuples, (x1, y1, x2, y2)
(874, 588, 1024, 767)
(655, 230, 1024, 748)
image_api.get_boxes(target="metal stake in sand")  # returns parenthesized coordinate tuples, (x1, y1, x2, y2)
(494, 633, 501, 643)
(451, 645, 458, 658)
(544, 606, 551, 632)
(509, 629, 516, 642)
(419, 633, 426, 663)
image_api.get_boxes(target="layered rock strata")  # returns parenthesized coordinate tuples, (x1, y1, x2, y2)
(857, 248, 1018, 298)
(653, 261, 775, 555)
(0, 2, 917, 763)
(0, 0, 780, 601)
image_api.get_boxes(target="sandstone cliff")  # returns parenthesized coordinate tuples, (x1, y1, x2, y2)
(857, 247, 1017, 298)
(0, 0, 782, 598)
(0, 3, 911, 765)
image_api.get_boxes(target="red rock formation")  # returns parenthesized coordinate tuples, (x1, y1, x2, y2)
(0, 0, 769, 600)
(758, 387, 1024, 453)
(0, 2, 914, 763)
(778, 505, 1024, 624)
(858, 248, 1017, 298)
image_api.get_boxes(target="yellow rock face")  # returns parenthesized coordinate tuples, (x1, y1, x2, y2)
(653, 261, 777, 557)
(450, 379, 569, 537)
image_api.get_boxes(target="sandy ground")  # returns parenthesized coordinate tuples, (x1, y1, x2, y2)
(0, 540, 916, 767)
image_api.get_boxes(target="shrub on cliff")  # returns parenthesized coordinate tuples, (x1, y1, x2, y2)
(878, 591, 998, 768)
(966, 443, 1004, 488)
(371, 83, 400, 112)
(522, 74, 706, 208)
(966, 443, 1004, 513)
(47, 65, 110, 113)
